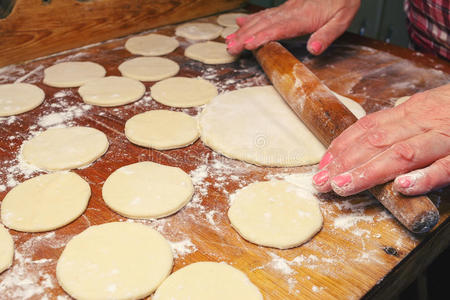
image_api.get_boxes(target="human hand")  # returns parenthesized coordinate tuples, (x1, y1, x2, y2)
(226, 0, 360, 55)
(313, 84, 450, 196)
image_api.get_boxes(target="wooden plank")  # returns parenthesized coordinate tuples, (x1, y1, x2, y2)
(0, 15, 449, 299)
(0, 0, 245, 67)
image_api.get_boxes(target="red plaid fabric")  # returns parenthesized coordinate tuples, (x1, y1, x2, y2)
(404, 0, 450, 60)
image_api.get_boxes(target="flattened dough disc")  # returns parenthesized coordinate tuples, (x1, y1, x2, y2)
(78, 76, 145, 107)
(43, 61, 106, 88)
(22, 126, 109, 171)
(0, 83, 45, 117)
(153, 262, 263, 300)
(1, 172, 90, 232)
(221, 26, 238, 39)
(175, 22, 223, 40)
(125, 110, 199, 150)
(331, 91, 366, 119)
(56, 222, 173, 300)
(118, 57, 179, 82)
(0, 225, 14, 274)
(102, 161, 194, 219)
(185, 41, 237, 64)
(394, 95, 411, 106)
(125, 33, 179, 56)
(151, 77, 218, 108)
(228, 180, 323, 249)
(217, 13, 248, 27)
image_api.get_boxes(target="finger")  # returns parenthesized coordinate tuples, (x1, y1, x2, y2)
(394, 155, 450, 195)
(329, 130, 450, 196)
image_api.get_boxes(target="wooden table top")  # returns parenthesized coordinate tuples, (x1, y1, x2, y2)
(0, 14, 449, 300)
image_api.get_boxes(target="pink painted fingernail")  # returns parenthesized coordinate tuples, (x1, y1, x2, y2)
(309, 41, 322, 54)
(313, 170, 329, 186)
(244, 36, 255, 44)
(319, 152, 332, 169)
(397, 176, 414, 188)
(333, 173, 352, 187)
(226, 33, 236, 41)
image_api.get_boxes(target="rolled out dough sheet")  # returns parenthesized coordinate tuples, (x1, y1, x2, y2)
(125, 33, 179, 56)
(175, 22, 223, 40)
(56, 222, 173, 300)
(0, 83, 45, 117)
(153, 262, 263, 300)
(0, 225, 14, 274)
(185, 41, 237, 64)
(118, 57, 179, 82)
(43, 61, 106, 88)
(1, 172, 90, 232)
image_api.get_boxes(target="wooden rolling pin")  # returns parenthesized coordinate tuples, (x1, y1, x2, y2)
(254, 42, 439, 233)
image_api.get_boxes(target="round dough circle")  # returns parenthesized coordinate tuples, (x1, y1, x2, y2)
(125, 110, 199, 150)
(43, 61, 106, 88)
(0, 83, 45, 117)
(228, 180, 323, 249)
(56, 222, 173, 300)
(125, 33, 179, 56)
(118, 57, 179, 82)
(0, 225, 14, 274)
(1, 172, 90, 232)
(175, 22, 223, 40)
(394, 95, 411, 106)
(78, 76, 145, 107)
(185, 41, 237, 64)
(221, 26, 238, 39)
(331, 91, 366, 119)
(153, 262, 263, 300)
(151, 77, 218, 108)
(22, 126, 109, 171)
(102, 161, 194, 219)
(217, 13, 248, 27)
(199, 86, 325, 167)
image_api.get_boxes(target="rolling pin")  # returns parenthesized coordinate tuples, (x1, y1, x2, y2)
(254, 41, 439, 233)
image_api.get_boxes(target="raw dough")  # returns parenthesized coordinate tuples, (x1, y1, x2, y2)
(228, 180, 323, 249)
(151, 77, 218, 107)
(124, 33, 179, 56)
(22, 126, 109, 171)
(125, 110, 199, 150)
(394, 95, 410, 106)
(1, 172, 90, 232)
(153, 262, 263, 300)
(185, 41, 237, 64)
(221, 26, 238, 39)
(102, 162, 194, 219)
(43, 61, 106, 88)
(0, 225, 14, 274)
(0, 83, 45, 117)
(56, 222, 173, 300)
(331, 91, 366, 119)
(217, 13, 248, 27)
(199, 86, 326, 167)
(78, 76, 145, 107)
(175, 22, 223, 40)
(118, 57, 179, 82)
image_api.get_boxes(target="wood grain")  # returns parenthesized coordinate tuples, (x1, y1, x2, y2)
(0, 14, 449, 300)
(0, 0, 245, 67)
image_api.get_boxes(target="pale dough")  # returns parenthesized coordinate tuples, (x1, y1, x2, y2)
(175, 22, 223, 40)
(56, 222, 173, 300)
(217, 13, 248, 27)
(118, 57, 179, 82)
(221, 26, 238, 39)
(78, 76, 145, 107)
(331, 91, 366, 119)
(153, 262, 263, 300)
(102, 162, 194, 219)
(199, 86, 326, 167)
(228, 180, 323, 249)
(125, 33, 179, 56)
(1, 172, 90, 232)
(151, 77, 218, 108)
(185, 41, 237, 64)
(394, 95, 411, 106)
(125, 110, 199, 150)
(22, 126, 109, 171)
(0, 83, 45, 117)
(0, 225, 14, 274)
(43, 61, 106, 88)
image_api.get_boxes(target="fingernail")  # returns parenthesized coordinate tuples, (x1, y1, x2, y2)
(333, 173, 352, 187)
(226, 33, 236, 41)
(319, 152, 332, 169)
(244, 36, 255, 44)
(309, 41, 322, 54)
(227, 40, 236, 48)
(313, 170, 329, 186)
(397, 176, 415, 188)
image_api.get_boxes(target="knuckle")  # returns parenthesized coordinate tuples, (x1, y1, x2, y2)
(434, 156, 450, 178)
(390, 142, 415, 161)
(367, 130, 387, 147)
(356, 115, 377, 131)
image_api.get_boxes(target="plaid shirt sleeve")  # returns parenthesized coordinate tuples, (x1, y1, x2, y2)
(404, 0, 450, 60)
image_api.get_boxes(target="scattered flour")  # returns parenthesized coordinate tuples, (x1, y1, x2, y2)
(169, 238, 198, 258)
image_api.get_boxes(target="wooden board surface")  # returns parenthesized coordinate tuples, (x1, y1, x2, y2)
(0, 14, 449, 300)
